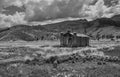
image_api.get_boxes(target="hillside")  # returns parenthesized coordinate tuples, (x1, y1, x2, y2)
(0, 25, 54, 41)
(0, 15, 120, 41)
(44, 15, 120, 36)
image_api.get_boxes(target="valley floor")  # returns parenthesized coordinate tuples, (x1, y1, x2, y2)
(0, 40, 119, 77)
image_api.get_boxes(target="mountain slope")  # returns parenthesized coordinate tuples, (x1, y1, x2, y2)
(0, 25, 53, 41)
(0, 15, 120, 41)
(43, 16, 120, 36)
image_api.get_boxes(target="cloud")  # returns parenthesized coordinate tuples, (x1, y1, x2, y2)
(0, 0, 27, 27)
(21, 0, 120, 21)
(0, 0, 120, 27)
(81, 0, 120, 20)
(24, 0, 89, 21)
(0, 12, 27, 28)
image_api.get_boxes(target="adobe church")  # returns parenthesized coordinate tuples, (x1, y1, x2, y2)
(60, 31, 89, 47)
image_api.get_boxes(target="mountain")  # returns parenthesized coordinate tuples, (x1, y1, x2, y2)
(0, 14, 120, 41)
(44, 19, 89, 33)
(0, 25, 53, 41)
(43, 15, 120, 36)
(87, 16, 120, 36)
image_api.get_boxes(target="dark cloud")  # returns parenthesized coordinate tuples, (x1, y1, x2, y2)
(2, 5, 25, 15)
(103, 0, 119, 7)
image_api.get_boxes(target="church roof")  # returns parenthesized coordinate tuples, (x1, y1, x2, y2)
(76, 34, 89, 37)
(62, 32, 89, 37)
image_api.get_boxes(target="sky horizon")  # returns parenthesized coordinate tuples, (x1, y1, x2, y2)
(0, 0, 120, 27)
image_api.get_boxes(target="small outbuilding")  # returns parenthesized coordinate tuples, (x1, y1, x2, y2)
(60, 31, 89, 47)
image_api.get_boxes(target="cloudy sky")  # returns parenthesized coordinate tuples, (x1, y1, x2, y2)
(0, 0, 120, 27)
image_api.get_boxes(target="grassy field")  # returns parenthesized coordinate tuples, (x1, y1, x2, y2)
(0, 40, 119, 77)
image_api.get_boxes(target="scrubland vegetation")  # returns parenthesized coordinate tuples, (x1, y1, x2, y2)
(0, 41, 119, 77)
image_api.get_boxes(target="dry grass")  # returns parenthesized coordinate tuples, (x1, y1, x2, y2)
(0, 40, 119, 77)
